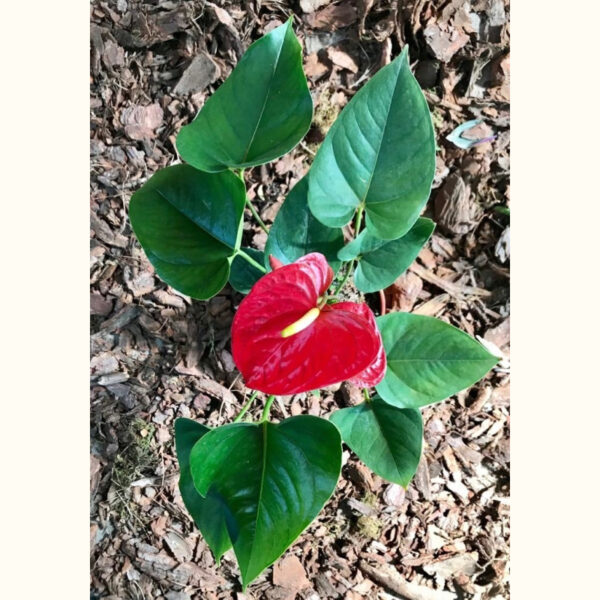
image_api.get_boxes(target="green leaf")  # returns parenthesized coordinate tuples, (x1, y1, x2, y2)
(129, 164, 245, 299)
(330, 396, 422, 488)
(229, 247, 266, 294)
(376, 313, 499, 408)
(176, 20, 312, 172)
(265, 176, 345, 272)
(174, 419, 232, 563)
(190, 416, 341, 587)
(338, 217, 435, 292)
(307, 47, 435, 240)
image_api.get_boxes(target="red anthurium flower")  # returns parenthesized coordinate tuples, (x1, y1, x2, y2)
(232, 253, 386, 395)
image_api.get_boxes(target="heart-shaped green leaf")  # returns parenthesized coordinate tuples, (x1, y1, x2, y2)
(176, 20, 312, 172)
(174, 419, 232, 563)
(330, 396, 422, 488)
(338, 217, 435, 292)
(376, 313, 499, 408)
(307, 47, 435, 240)
(190, 416, 341, 587)
(265, 176, 345, 272)
(229, 247, 266, 294)
(129, 164, 245, 299)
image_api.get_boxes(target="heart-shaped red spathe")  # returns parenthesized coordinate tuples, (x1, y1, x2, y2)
(231, 253, 386, 395)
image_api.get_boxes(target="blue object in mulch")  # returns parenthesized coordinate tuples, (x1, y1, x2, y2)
(446, 119, 496, 150)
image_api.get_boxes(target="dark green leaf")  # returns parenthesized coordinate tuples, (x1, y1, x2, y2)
(376, 313, 499, 408)
(338, 217, 435, 292)
(307, 47, 435, 240)
(174, 419, 232, 562)
(129, 165, 245, 299)
(176, 20, 312, 172)
(229, 247, 266, 294)
(330, 396, 422, 488)
(190, 416, 341, 587)
(265, 176, 345, 272)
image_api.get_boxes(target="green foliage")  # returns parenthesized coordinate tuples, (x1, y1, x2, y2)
(229, 247, 266, 294)
(129, 165, 245, 299)
(330, 396, 422, 488)
(338, 217, 435, 292)
(176, 20, 312, 172)
(376, 313, 499, 408)
(265, 176, 345, 272)
(307, 47, 435, 240)
(127, 21, 499, 590)
(174, 419, 232, 563)
(189, 416, 341, 587)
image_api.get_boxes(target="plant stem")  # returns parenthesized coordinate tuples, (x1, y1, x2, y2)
(260, 395, 276, 422)
(233, 390, 259, 423)
(233, 167, 268, 233)
(353, 204, 364, 237)
(332, 205, 365, 296)
(237, 249, 267, 273)
(333, 260, 354, 295)
(245, 197, 269, 233)
(363, 388, 371, 403)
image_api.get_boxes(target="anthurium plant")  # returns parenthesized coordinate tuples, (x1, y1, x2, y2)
(129, 19, 498, 589)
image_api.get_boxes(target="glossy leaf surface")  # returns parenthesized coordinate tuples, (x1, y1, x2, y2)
(190, 416, 342, 587)
(330, 396, 422, 488)
(129, 165, 245, 299)
(229, 247, 266, 294)
(307, 47, 435, 240)
(338, 217, 435, 292)
(174, 419, 231, 562)
(231, 253, 382, 394)
(376, 313, 498, 408)
(265, 177, 344, 272)
(176, 20, 312, 172)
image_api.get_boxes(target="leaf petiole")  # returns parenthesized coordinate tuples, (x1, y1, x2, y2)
(245, 197, 269, 233)
(237, 249, 268, 273)
(353, 204, 364, 237)
(260, 395, 276, 422)
(332, 260, 354, 296)
(331, 204, 364, 296)
(233, 390, 259, 423)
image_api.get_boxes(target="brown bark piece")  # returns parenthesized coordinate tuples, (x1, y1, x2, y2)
(272, 555, 311, 592)
(434, 174, 479, 235)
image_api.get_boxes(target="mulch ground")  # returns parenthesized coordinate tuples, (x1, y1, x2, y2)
(90, 1, 510, 599)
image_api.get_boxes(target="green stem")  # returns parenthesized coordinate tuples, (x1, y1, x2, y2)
(233, 390, 259, 423)
(260, 395, 276, 422)
(245, 197, 269, 234)
(237, 249, 267, 273)
(332, 205, 365, 296)
(363, 388, 371, 403)
(333, 260, 354, 295)
(354, 204, 364, 238)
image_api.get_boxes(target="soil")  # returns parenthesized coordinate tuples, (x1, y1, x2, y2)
(90, 1, 510, 599)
